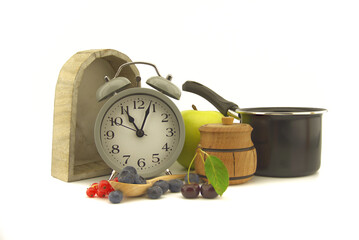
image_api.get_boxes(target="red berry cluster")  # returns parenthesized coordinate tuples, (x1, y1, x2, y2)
(86, 179, 117, 198)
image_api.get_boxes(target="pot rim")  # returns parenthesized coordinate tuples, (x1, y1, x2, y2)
(238, 107, 327, 116)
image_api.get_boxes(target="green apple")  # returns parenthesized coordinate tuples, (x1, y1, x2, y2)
(177, 108, 224, 169)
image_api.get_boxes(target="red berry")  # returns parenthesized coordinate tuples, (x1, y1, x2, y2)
(106, 185, 115, 194)
(113, 177, 119, 182)
(98, 180, 111, 191)
(86, 187, 97, 198)
(91, 183, 98, 190)
(97, 189, 107, 198)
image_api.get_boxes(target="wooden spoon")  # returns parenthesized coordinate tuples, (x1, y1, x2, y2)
(109, 174, 185, 197)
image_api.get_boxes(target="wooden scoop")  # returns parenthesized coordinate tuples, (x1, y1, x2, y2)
(109, 174, 185, 197)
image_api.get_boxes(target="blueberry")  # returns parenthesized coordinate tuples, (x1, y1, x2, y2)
(108, 190, 123, 203)
(134, 174, 147, 184)
(184, 173, 200, 184)
(118, 171, 135, 184)
(147, 186, 163, 199)
(168, 179, 183, 192)
(153, 180, 169, 193)
(122, 166, 137, 175)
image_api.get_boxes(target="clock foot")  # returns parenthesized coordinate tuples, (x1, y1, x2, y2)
(108, 170, 119, 181)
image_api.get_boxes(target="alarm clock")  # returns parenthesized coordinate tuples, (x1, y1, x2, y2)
(94, 62, 185, 179)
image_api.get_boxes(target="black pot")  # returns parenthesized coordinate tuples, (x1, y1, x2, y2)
(183, 81, 327, 177)
(239, 107, 326, 177)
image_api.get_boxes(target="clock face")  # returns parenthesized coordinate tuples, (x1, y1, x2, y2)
(95, 88, 185, 178)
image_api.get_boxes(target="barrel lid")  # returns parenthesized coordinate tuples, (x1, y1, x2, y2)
(199, 117, 252, 133)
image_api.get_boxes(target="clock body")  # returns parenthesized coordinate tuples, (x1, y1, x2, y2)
(94, 87, 185, 178)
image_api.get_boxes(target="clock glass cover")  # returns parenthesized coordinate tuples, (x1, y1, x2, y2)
(95, 88, 184, 178)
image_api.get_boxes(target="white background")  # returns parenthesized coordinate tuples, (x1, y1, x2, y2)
(1, 0, 358, 239)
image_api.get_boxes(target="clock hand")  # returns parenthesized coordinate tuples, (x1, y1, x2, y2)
(120, 124, 147, 136)
(124, 109, 139, 130)
(140, 100, 152, 131)
(124, 109, 144, 137)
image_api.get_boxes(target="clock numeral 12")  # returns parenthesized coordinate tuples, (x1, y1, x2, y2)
(133, 100, 156, 113)
(133, 100, 145, 109)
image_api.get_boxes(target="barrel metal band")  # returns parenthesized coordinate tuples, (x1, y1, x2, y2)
(201, 146, 255, 153)
(197, 173, 255, 181)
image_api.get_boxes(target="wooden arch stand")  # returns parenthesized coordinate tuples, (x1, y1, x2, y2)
(51, 49, 139, 182)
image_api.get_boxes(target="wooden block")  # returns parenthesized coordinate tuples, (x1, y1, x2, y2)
(51, 49, 140, 182)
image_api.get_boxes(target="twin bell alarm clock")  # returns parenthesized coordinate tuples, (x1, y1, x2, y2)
(94, 62, 185, 179)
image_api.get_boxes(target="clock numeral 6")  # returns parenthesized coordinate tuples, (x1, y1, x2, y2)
(138, 158, 146, 168)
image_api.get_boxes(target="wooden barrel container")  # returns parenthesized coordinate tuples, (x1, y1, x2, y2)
(195, 117, 257, 185)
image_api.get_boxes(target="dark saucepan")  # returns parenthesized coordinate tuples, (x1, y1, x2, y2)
(182, 81, 327, 177)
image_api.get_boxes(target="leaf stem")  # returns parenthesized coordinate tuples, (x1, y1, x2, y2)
(186, 151, 198, 184)
(198, 148, 212, 185)
(198, 148, 210, 158)
(198, 148, 210, 165)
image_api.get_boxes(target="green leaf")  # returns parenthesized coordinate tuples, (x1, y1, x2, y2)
(204, 155, 229, 196)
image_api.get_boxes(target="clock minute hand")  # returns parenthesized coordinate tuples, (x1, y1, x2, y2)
(140, 100, 152, 131)
(120, 124, 147, 136)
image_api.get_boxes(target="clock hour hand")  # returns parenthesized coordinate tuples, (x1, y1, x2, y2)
(124, 109, 144, 137)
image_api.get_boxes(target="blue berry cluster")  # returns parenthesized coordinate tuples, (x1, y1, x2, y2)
(118, 166, 147, 184)
(146, 172, 201, 199)
(147, 178, 184, 199)
(106, 170, 206, 203)
(108, 166, 146, 204)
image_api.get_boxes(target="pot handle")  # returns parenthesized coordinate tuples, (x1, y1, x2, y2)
(182, 81, 240, 119)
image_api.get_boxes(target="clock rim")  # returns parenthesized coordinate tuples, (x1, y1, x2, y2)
(94, 87, 185, 178)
